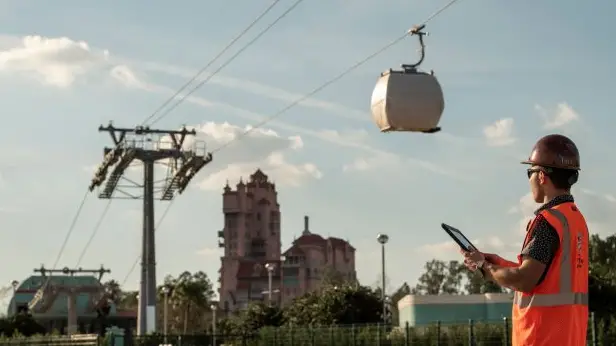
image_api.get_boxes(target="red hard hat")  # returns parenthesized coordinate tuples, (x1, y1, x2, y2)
(521, 134, 580, 170)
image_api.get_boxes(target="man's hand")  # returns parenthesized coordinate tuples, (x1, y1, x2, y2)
(460, 248, 485, 272)
(483, 253, 503, 264)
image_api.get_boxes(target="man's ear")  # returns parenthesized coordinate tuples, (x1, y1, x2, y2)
(539, 171, 548, 185)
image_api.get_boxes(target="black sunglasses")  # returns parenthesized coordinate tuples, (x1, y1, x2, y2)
(527, 167, 552, 179)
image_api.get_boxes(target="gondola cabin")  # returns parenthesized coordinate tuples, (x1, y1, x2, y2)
(370, 24, 445, 134)
(371, 69, 444, 133)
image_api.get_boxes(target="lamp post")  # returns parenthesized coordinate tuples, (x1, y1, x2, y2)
(264, 263, 276, 304)
(377, 233, 389, 323)
(211, 303, 218, 346)
(10, 280, 18, 316)
(162, 286, 171, 343)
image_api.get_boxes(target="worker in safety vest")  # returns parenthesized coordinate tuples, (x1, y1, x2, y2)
(461, 134, 588, 346)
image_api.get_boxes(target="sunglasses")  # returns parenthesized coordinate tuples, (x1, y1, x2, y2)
(527, 167, 552, 179)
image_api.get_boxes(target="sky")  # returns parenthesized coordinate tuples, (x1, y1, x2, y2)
(0, 0, 615, 309)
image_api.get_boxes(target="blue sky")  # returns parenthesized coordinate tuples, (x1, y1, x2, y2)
(0, 0, 615, 308)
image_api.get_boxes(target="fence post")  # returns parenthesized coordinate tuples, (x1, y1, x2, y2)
(351, 324, 356, 346)
(503, 317, 509, 346)
(591, 311, 598, 346)
(405, 321, 410, 346)
(436, 320, 441, 346)
(376, 323, 381, 346)
(310, 325, 315, 346)
(290, 324, 294, 346)
(274, 327, 278, 346)
(468, 319, 475, 346)
(329, 325, 334, 346)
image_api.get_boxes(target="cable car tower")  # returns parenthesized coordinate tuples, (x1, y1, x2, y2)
(88, 123, 213, 335)
(371, 24, 445, 133)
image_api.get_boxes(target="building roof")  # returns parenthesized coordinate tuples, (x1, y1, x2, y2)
(282, 216, 355, 255)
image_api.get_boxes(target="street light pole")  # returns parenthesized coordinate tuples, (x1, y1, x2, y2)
(264, 263, 276, 304)
(10, 280, 18, 316)
(377, 234, 389, 324)
(162, 287, 170, 344)
(211, 304, 218, 346)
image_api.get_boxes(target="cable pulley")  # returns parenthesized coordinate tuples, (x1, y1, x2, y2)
(371, 24, 445, 134)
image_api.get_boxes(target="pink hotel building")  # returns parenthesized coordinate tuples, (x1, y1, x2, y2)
(216, 169, 357, 312)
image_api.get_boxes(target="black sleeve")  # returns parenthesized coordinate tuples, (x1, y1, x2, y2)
(521, 215, 560, 265)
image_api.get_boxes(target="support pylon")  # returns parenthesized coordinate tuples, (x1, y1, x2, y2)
(89, 123, 213, 335)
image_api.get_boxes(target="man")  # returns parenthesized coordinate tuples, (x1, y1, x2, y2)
(462, 134, 589, 346)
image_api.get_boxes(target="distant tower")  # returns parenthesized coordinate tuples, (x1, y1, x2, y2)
(217, 169, 282, 311)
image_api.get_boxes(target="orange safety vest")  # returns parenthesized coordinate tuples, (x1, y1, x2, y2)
(512, 201, 589, 346)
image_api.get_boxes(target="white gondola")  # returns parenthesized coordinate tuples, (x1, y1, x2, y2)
(370, 25, 445, 134)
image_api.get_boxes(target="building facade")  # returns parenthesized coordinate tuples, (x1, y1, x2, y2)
(8, 272, 135, 334)
(280, 216, 356, 305)
(217, 169, 356, 312)
(397, 293, 513, 327)
(217, 170, 283, 312)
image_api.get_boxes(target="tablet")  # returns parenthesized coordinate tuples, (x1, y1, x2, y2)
(441, 223, 477, 252)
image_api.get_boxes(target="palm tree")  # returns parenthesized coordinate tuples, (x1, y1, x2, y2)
(161, 271, 215, 333)
(102, 280, 123, 304)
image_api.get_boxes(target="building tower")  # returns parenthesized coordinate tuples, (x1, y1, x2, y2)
(217, 169, 282, 311)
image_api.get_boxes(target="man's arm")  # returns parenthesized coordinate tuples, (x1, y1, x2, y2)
(484, 254, 518, 268)
(482, 258, 546, 292)
(483, 215, 560, 292)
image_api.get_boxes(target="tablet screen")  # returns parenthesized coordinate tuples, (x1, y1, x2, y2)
(441, 223, 476, 252)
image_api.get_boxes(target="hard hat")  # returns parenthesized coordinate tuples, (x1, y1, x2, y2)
(521, 134, 580, 170)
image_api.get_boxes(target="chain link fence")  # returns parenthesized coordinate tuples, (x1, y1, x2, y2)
(0, 314, 614, 345)
(127, 314, 615, 346)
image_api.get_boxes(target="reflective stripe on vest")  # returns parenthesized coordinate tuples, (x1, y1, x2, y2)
(513, 208, 588, 308)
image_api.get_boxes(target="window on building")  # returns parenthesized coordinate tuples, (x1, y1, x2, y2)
(256, 213, 261, 221)
(225, 215, 237, 228)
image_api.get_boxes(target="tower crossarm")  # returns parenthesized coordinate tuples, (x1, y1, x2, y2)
(160, 152, 212, 200)
(177, 153, 213, 194)
(99, 148, 137, 198)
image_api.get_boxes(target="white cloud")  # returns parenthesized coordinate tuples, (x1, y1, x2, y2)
(535, 103, 580, 129)
(196, 247, 219, 257)
(136, 61, 368, 122)
(483, 118, 516, 147)
(319, 129, 370, 143)
(342, 153, 400, 172)
(188, 122, 322, 191)
(418, 235, 520, 262)
(0, 35, 137, 88)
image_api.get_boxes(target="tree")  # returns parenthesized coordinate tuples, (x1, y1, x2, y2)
(389, 282, 411, 325)
(117, 291, 138, 310)
(161, 271, 215, 333)
(234, 301, 284, 332)
(463, 270, 505, 294)
(414, 260, 463, 295)
(588, 234, 616, 338)
(102, 279, 123, 305)
(320, 266, 351, 288)
(0, 314, 46, 337)
(283, 284, 382, 326)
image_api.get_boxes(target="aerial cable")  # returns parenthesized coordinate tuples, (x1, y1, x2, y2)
(74, 199, 112, 268)
(140, 0, 284, 126)
(147, 0, 306, 127)
(121, 0, 461, 286)
(73, 1, 289, 270)
(28, 189, 90, 310)
(210, 0, 462, 153)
